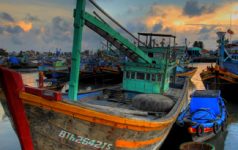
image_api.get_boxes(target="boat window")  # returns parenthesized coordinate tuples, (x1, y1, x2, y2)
(154, 53, 160, 58)
(152, 74, 156, 81)
(126, 71, 130, 79)
(131, 72, 135, 79)
(148, 52, 153, 58)
(157, 74, 161, 81)
(137, 72, 145, 80)
(146, 73, 150, 80)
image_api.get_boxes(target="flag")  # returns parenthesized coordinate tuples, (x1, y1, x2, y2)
(227, 29, 234, 35)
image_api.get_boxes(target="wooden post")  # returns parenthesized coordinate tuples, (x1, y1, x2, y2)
(38, 71, 44, 88)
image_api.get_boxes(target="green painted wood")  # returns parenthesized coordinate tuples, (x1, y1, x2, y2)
(84, 12, 152, 64)
(161, 48, 169, 93)
(67, 2, 177, 95)
(121, 46, 175, 93)
(68, 0, 86, 100)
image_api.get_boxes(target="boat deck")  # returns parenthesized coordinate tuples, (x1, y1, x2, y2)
(63, 77, 187, 121)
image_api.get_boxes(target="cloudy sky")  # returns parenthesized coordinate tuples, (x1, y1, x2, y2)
(0, 0, 238, 52)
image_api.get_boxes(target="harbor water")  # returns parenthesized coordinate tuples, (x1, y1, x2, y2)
(0, 63, 238, 150)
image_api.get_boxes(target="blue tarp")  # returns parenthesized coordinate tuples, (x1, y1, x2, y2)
(8, 56, 20, 65)
(190, 97, 221, 116)
(177, 90, 227, 128)
(191, 109, 217, 123)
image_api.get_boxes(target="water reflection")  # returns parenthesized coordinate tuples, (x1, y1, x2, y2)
(0, 101, 4, 121)
(0, 102, 21, 150)
(225, 123, 238, 150)
(21, 72, 38, 87)
(191, 63, 212, 90)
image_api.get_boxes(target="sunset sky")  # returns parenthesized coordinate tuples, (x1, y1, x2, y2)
(0, 0, 238, 52)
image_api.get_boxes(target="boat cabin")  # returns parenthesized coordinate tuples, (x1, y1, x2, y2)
(123, 33, 177, 94)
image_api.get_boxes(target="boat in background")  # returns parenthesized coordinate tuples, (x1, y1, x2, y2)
(38, 56, 69, 91)
(177, 90, 228, 142)
(200, 31, 238, 100)
(0, 0, 189, 150)
(176, 66, 197, 78)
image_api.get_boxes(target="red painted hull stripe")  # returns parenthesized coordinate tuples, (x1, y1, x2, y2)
(0, 67, 34, 150)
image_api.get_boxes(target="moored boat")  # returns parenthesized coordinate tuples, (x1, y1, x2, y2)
(0, 0, 189, 150)
(200, 31, 238, 100)
(177, 90, 228, 142)
(176, 66, 198, 78)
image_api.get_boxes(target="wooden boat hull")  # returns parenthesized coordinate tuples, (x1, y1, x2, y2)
(200, 65, 238, 100)
(0, 91, 188, 150)
(176, 67, 197, 78)
(24, 103, 170, 150)
(0, 67, 190, 150)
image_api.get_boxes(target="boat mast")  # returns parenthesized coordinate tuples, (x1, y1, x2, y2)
(69, 0, 86, 100)
(217, 31, 226, 69)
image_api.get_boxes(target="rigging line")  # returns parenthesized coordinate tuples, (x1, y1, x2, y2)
(88, 0, 146, 47)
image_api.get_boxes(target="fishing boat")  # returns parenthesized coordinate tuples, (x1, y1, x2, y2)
(0, 0, 189, 150)
(39, 57, 69, 79)
(38, 58, 69, 91)
(37, 76, 66, 91)
(7, 53, 38, 70)
(177, 90, 228, 142)
(176, 66, 197, 78)
(41, 49, 123, 86)
(200, 31, 238, 100)
(79, 49, 123, 84)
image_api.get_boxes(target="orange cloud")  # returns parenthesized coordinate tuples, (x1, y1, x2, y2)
(144, 2, 238, 34)
(0, 20, 33, 33)
(17, 21, 32, 32)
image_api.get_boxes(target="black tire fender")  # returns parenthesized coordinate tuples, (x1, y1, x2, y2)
(196, 124, 204, 137)
(213, 122, 219, 134)
(221, 119, 227, 132)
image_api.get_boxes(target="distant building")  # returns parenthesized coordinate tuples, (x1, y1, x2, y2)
(173, 46, 186, 57)
(0, 48, 8, 56)
(187, 47, 201, 57)
(201, 49, 210, 56)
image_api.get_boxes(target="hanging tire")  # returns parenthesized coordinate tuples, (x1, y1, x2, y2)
(196, 125, 204, 137)
(213, 122, 219, 134)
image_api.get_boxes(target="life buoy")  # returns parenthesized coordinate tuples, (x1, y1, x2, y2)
(196, 124, 204, 137)
(213, 122, 219, 134)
